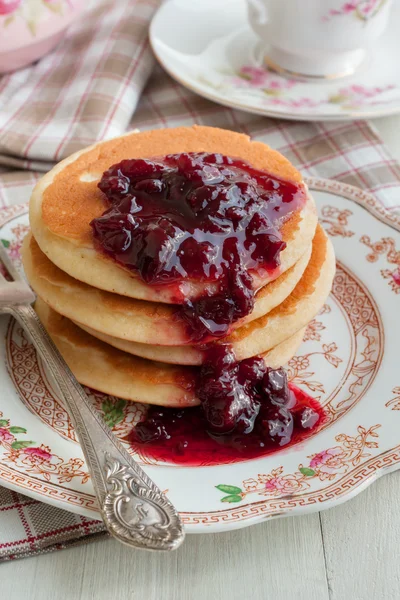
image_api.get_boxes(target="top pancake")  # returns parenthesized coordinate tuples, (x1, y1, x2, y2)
(30, 126, 317, 303)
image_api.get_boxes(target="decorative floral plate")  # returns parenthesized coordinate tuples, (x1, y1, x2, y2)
(0, 179, 399, 533)
(149, 0, 400, 121)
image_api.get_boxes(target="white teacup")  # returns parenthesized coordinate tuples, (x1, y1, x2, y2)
(247, 0, 393, 79)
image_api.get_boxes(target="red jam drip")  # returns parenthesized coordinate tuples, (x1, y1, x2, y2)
(91, 153, 306, 342)
(130, 346, 325, 466)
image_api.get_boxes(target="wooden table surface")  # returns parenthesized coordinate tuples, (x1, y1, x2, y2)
(2, 116, 400, 600)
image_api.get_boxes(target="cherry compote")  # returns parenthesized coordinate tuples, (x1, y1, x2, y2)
(130, 346, 324, 466)
(91, 153, 306, 342)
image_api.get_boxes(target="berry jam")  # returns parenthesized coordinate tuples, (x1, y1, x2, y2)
(91, 153, 306, 342)
(130, 346, 325, 466)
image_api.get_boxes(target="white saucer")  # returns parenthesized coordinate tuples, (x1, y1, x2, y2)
(150, 0, 400, 121)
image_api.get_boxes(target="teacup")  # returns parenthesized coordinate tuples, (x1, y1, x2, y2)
(247, 0, 393, 79)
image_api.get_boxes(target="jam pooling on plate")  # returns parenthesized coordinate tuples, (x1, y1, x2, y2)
(91, 152, 306, 342)
(130, 346, 324, 466)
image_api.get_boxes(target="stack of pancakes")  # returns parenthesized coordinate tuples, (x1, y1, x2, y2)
(22, 126, 335, 408)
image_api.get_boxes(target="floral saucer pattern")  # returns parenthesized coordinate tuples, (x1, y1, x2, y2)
(150, 0, 400, 121)
(226, 66, 396, 112)
(0, 179, 399, 533)
(323, 0, 388, 22)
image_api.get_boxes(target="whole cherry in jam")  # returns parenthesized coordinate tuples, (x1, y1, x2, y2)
(91, 153, 306, 342)
(131, 346, 324, 466)
(197, 345, 261, 434)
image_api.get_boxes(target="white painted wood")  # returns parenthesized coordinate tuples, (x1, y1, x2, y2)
(1, 116, 400, 600)
(317, 115, 400, 600)
(321, 473, 400, 600)
(1, 515, 329, 600)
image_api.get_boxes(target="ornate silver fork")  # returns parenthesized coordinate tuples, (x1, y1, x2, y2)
(0, 241, 184, 551)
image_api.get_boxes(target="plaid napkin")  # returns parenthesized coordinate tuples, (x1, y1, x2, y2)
(1, 1, 400, 562)
(0, 0, 157, 174)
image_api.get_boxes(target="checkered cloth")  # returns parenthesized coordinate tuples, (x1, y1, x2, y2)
(1, 0, 400, 562)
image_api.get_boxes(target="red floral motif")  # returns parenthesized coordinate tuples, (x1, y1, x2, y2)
(360, 235, 400, 294)
(223, 68, 396, 112)
(233, 66, 297, 94)
(262, 469, 305, 495)
(320, 205, 355, 238)
(381, 267, 400, 293)
(1, 223, 29, 270)
(288, 355, 310, 371)
(318, 304, 331, 316)
(0, 427, 14, 443)
(0, 412, 29, 450)
(8, 223, 29, 264)
(385, 387, 400, 411)
(392, 268, 400, 286)
(329, 85, 396, 109)
(287, 336, 342, 396)
(0, 0, 21, 15)
(323, 0, 388, 21)
(217, 424, 381, 502)
(309, 447, 348, 480)
(303, 319, 325, 342)
(0, 411, 89, 484)
(267, 97, 322, 110)
(23, 446, 53, 461)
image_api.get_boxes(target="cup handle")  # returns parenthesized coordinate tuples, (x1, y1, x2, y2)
(247, 0, 269, 39)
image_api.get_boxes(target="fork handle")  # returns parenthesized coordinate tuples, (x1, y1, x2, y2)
(8, 304, 184, 551)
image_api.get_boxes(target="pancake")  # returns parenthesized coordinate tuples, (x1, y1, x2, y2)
(72, 225, 335, 364)
(34, 297, 307, 407)
(30, 126, 318, 303)
(22, 232, 312, 346)
(226, 225, 335, 361)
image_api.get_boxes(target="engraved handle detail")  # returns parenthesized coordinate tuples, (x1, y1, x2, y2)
(9, 304, 184, 551)
(103, 455, 181, 546)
